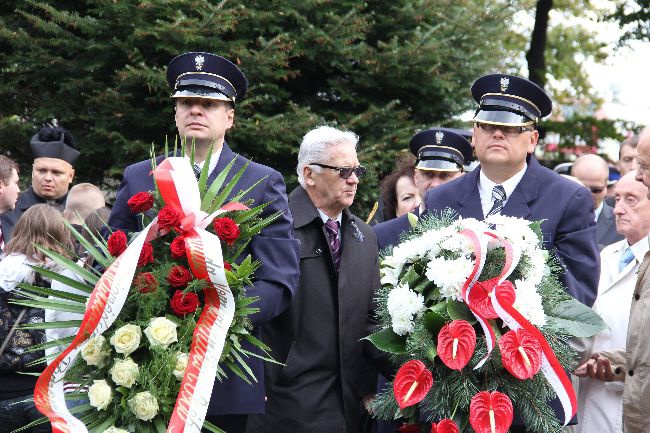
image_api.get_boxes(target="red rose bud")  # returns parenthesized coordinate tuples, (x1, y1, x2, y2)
(167, 265, 193, 288)
(431, 419, 459, 433)
(224, 261, 232, 271)
(469, 391, 513, 433)
(398, 424, 420, 433)
(158, 206, 182, 230)
(107, 230, 128, 257)
(170, 236, 186, 259)
(468, 279, 516, 319)
(213, 217, 240, 246)
(437, 320, 476, 371)
(170, 290, 200, 317)
(134, 272, 159, 293)
(393, 360, 433, 410)
(137, 242, 154, 267)
(127, 191, 154, 214)
(498, 328, 542, 380)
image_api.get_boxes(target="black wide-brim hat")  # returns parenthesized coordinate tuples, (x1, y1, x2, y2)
(166, 52, 248, 103)
(30, 132, 79, 164)
(409, 128, 473, 172)
(471, 74, 552, 126)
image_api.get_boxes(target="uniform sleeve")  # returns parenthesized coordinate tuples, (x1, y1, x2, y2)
(246, 170, 300, 326)
(108, 164, 139, 232)
(554, 187, 600, 306)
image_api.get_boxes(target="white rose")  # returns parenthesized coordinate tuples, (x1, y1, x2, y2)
(144, 317, 178, 349)
(88, 379, 112, 410)
(104, 427, 130, 433)
(81, 335, 110, 367)
(128, 391, 159, 421)
(110, 324, 142, 355)
(109, 358, 140, 388)
(173, 352, 189, 381)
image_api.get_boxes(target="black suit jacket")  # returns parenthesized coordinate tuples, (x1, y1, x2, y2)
(596, 202, 623, 250)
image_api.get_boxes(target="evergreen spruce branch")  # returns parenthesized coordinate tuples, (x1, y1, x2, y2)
(368, 387, 401, 422)
(201, 158, 237, 211)
(239, 210, 282, 237)
(17, 281, 87, 303)
(28, 265, 94, 294)
(34, 245, 101, 285)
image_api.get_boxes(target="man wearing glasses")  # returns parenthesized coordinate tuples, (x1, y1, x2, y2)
(423, 73, 599, 431)
(247, 125, 386, 433)
(572, 154, 624, 249)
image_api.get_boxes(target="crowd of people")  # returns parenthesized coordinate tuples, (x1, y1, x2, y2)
(0, 50, 648, 433)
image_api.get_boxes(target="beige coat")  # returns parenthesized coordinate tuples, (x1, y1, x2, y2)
(601, 249, 650, 433)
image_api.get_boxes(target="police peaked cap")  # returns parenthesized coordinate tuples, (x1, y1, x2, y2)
(167, 52, 248, 103)
(471, 74, 552, 126)
(30, 128, 79, 165)
(409, 128, 473, 172)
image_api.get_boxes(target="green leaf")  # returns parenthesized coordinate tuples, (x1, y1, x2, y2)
(19, 319, 82, 330)
(18, 281, 88, 303)
(407, 212, 419, 228)
(154, 416, 167, 433)
(27, 266, 94, 294)
(423, 309, 447, 335)
(202, 420, 226, 433)
(545, 299, 608, 337)
(447, 299, 475, 323)
(34, 245, 100, 285)
(426, 344, 438, 363)
(201, 157, 237, 212)
(363, 328, 407, 354)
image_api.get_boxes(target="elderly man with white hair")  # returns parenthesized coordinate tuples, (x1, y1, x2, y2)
(247, 125, 382, 433)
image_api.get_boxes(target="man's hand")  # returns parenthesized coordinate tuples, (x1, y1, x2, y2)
(362, 394, 376, 414)
(574, 353, 616, 382)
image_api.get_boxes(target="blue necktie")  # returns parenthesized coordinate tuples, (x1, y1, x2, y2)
(619, 247, 635, 272)
(486, 185, 506, 217)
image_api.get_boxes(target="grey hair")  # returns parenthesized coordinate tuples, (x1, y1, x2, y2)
(296, 125, 359, 187)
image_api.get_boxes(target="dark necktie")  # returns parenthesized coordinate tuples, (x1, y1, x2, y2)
(193, 164, 201, 179)
(486, 185, 506, 217)
(325, 219, 341, 270)
(0, 220, 4, 251)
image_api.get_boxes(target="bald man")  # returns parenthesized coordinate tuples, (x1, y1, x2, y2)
(572, 154, 624, 249)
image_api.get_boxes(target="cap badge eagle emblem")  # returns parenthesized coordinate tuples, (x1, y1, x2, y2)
(500, 77, 510, 93)
(435, 130, 444, 145)
(194, 54, 205, 71)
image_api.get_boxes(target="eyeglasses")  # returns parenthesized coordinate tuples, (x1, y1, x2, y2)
(476, 122, 534, 136)
(588, 186, 606, 194)
(310, 163, 367, 179)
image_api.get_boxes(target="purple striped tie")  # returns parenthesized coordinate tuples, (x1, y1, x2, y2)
(325, 219, 341, 270)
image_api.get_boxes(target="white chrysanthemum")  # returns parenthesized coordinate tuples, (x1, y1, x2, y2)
(513, 279, 546, 327)
(386, 284, 425, 336)
(439, 232, 472, 255)
(486, 215, 540, 248)
(456, 218, 490, 236)
(391, 314, 415, 336)
(425, 256, 474, 301)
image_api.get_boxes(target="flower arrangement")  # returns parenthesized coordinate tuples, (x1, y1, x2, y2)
(367, 212, 606, 433)
(16, 150, 279, 433)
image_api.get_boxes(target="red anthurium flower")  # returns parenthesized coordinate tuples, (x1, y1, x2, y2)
(431, 418, 459, 433)
(469, 391, 513, 433)
(393, 360, 433, 410)
(437, 320, 476, 371)
(498, 328, 542, 380)
(398, 423, 420, 433)
(467, 279, 516, 319)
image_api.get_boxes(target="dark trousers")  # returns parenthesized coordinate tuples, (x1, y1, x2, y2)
(0, 394, 51, 433)
(204, 415, 248, 433)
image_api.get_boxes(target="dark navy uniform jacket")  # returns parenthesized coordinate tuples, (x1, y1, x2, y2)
(108, 142, 300, 416)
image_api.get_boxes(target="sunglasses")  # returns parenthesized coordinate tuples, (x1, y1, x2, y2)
(476, 122, 534, 136)
(310, 163, 367, 179)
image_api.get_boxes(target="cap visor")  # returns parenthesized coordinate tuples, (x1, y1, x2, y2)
(474, 109, 534, 126)
(171, 89, 232, 102)
(416, 159, 462, 171)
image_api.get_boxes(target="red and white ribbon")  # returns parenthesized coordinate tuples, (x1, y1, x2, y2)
(36, 157, 238, 433)
(459, 228, 577, 426)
